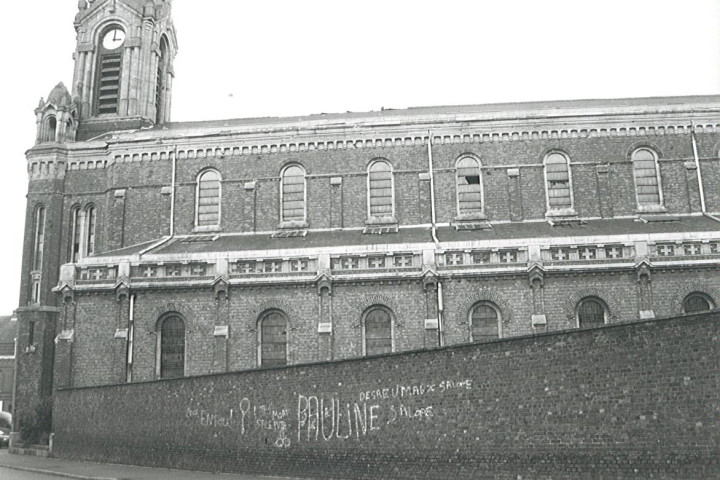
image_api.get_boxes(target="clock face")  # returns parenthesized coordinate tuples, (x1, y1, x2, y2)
(102, 28, 126, 50)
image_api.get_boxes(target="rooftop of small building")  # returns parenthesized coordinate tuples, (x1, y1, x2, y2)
(92, 215, 720, 259)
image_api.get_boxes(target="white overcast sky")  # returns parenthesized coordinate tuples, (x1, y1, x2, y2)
(0, 0, 718, 314)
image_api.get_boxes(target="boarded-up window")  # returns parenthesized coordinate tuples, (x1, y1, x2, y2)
(545, 153, 572, 210)
(281, 165, 306, 222)
(633, 148, 661, 206)
(682, 293, 713, 314)
(160, 315, 185, 379)
(456, 156, 483, 215)
(260, 312, 287, 367)
(197, 170, 221, 227)
(368, 161, 393, 218)
(471, 303, 499, 341)
(364, 307, 392, 356)
(578, 298, 605, 328)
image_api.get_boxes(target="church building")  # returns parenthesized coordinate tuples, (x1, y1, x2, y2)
(13, 0, 720, 430)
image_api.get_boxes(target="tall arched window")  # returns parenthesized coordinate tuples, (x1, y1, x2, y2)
(69, 207, 81, 262)
(281, 165, 306, 224)
(85, 206, 97, 257)
(95, 25, 126, 115)
(363, 306, 393, 356)
(44, 116, 57, 143)
(196, 170, 221, 228)
(456, 156, 483, 217)
(155, 36, 169, 124)
(632, 148, 663, 208)
(544, 152, 573, 213)
(32, 206, 46, 272)
(577, 297, 607, 328)
(682, 292, 715, 314)
(367, 160, 394, 222)
(470, 302, 501, 342)
(159, 315, 185, 379)
(259, 311, 288, 368)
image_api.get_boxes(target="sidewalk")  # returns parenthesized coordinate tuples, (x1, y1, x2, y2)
(0, 449, 315, 480)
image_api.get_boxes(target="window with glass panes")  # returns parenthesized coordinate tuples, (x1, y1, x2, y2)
(260, 312, 287, 367)
(196, 170, 221, 227)
(633, 148, 662, 207)
(471, 303, 500, 341)
(456, 156, 483, 215)
(545, 152, 572, 210)
(281, 165, 306, 222)
(160, 315, 185, 379)
(364, 307, 393, 355)
(577, 298, 606, 328)
(368, 161, 393, 219)
(682, 293, 713, 314)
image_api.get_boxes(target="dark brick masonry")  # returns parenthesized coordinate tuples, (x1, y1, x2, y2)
(52, 312, 719, 480)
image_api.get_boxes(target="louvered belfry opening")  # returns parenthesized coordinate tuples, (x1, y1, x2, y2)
(96, 53, 122, 114)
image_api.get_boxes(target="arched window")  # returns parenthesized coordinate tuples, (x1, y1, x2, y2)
(259, 311, 288, 368)
(367, 160, 394, 221)
(632, 148, 663, 208)
(155, 36, 169, 124)
(682, 292, 715, 314)
(95, 25, 126, 115)
(456, 156, 483, 216)
(69, 206, 81, 262)
(544, 152, 573, 212)
(32, 206, 46, 272)
(44, 116, 57, 143)
(470, 302, 501, 342)
(281, 165, 306, 223)
(363, 306, 393, 356)
(159, 315, 185, 379)
(196, 170, 221, 228)
(85, 206, 96, 257)
(577, 297, 607, 328)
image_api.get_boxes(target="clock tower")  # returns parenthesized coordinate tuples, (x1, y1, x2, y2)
(72, 0, 178, 139)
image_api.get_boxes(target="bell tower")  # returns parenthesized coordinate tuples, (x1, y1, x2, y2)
(72, 0, 177, 139)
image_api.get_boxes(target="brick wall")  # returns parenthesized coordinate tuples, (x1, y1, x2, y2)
(52, 312, 719, 479)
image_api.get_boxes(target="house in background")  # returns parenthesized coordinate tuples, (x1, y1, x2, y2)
(0, 315, 17, 413)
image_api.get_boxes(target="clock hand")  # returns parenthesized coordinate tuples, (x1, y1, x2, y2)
(113, 30, 118, 41)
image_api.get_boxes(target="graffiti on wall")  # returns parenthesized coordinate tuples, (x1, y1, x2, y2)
(185, 378, 473, 448)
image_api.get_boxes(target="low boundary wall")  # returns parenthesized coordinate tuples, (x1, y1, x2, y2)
(52, 313, 719, 479)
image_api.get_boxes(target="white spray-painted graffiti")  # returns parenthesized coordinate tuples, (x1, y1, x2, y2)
(184, 378, 472, 448)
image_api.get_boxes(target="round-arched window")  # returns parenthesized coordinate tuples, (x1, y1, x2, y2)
(159, 315, 185, 379)
(259, 311, 288, 368)
(364, 306, 393, 356)
(470, 302, 500, 342)
(577, 297, 607, 328)
(682, 292, 714, 314)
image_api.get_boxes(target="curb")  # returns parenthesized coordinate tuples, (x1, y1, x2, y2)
(0, 463, 119, 480)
